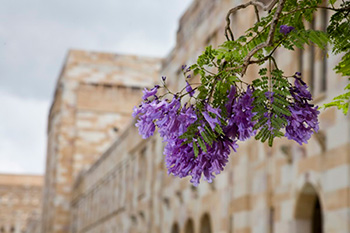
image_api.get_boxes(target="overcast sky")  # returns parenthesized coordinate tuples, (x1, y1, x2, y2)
(0, 0, 192, 175)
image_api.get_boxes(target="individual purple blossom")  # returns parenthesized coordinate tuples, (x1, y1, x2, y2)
(133, 98, 160, 139)
(142, 86, 159, 100)
(202, 104, 221, 130)
(164, 121, 237, 186)
(157, 99, 191, 140)
(285, 77, 319, 145)
(224, 85, 238, 138)
(189, 137, 238, 186)
(165, 139, 196, 179)
(181, 65, 187, 70)
(290, 78, 312, 101)
(163, 104, 198, 180)
(285, 103, 319, 145)
(159, 100, 238, 186)
(185, 81, 195, 97)
(225, 85, 237, 114)
(162, 76, 166, 81)
(280, 25, 295, 35)
(225, 86, 256, 141)
(133, 96, 181, 139)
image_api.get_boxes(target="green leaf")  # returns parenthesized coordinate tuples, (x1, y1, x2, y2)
(253, 117, 269, 130)
(272, 104, 292, 116)
(214, 124, 224, 135)
(329, 0, 336, 5)
(204, 125, 217, 141)
(197, 137, 207, 152)
(268, 134, 274, 147)
(261, 129, 271, 143)
(259, 68, 268, 76)
(193, 141, 199, 158)
(255, 126, 268, 140)
(201, 131, 213, 146)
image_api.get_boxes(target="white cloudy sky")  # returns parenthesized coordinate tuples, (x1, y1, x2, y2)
(0, 0, 192, 175)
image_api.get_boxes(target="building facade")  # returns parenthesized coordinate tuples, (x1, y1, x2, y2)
(0, 174, 42, 233)
(41, 51, 160, 233)
(39, 0, 350, 232)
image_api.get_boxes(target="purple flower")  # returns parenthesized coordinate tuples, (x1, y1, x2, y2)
(165, 129, 237, 186)
(133, 99, 160, 139)
(189, 138, 237, 186)
(280, 25, 295, 35)
(225, 86, 256, 141)
(133, 96, 181, 139)
(181, 65, 187, 70)
(142, 86, 159, 100)
(186, 82, 195, 97)
(202, 104, 221, 130)
(295, 72, 301, 76)
(285, 78, 319, 145)
(285, 103, 319, 145)
(159, 101, 238, 186)
(157, 99, 192, 139)
(290, 78, 312, 101)
(162, 76, 166, 81)
(162, 105, 198, 181)
(225, 85, 237, 115)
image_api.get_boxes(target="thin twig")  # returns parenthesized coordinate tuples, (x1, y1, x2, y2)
(240, 0, 287, 76)
(225, 0, 278, 41)
(254, 5, 260, 22)
(270, 56, 279, 70)
(225, 37, 284, 72)
(224, 1, 349, 75)
(282, 5, 350, 19)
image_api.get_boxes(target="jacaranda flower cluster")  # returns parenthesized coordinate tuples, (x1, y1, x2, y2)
(285, 78, 320, 145)
(133, 70, 319, 185)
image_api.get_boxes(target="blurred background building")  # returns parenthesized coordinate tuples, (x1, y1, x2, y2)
(0, 174, 42, 233)
(2, 0, 349, 232)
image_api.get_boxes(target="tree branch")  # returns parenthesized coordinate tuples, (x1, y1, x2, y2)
(254, 5, 260, 22)
(240, 0, 286, 76)
(225, 0, 278, 41)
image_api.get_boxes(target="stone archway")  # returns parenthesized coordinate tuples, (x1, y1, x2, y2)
(200, 213, 212, 233)
(184, 219, 195, 233)
(171, 223, 179, 233)
(294, 183, 323, 233)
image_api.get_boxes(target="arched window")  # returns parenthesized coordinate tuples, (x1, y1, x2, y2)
(312, 197, 322, 233)
(294, 183, 323, 233)
(171, 223, 179, 233)
(200, 213, 212, 233)
(184, 219, 195, 233)
(130, 215, 138, 233)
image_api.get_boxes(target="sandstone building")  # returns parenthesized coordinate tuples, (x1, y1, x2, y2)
(0, 174, 42, 233)
(41, 51, 160, 233)
(36, 0, 350, 232)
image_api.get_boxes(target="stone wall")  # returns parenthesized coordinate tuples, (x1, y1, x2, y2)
(0, 174, 42, 233)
